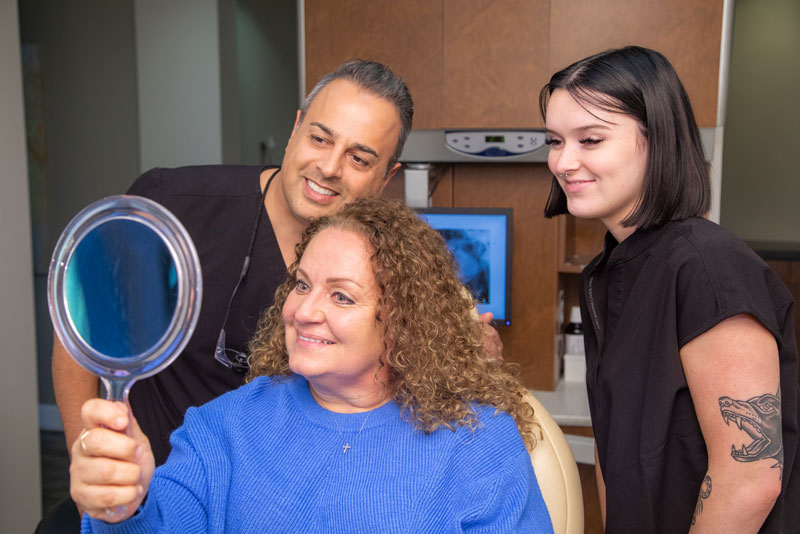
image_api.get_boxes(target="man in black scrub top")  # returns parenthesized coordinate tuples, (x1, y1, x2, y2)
(42, 59, 428, 532)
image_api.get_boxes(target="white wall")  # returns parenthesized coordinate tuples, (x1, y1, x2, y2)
(219, 0, 242, 163)
(0, 0, 43, 529)
(18, 0, 141, 410)
(236, 0, 300, 165)
(20, 0, 300, 430)
(135, 0, 224, 169)
(720, 0, 800, 243)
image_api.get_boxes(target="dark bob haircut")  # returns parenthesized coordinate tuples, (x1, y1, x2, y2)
(539, 46, 710, 229)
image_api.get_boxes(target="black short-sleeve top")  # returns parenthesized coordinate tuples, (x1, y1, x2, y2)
(126, 165, 286, 465)
(580, 217, 799, 533)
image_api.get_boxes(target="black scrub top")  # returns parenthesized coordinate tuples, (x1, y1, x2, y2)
(126, 165, 287, 465)
(580, 217, 800, 533)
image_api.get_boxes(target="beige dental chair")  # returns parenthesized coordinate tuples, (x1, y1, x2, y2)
(524, 391, 584, 534)
(464, 293, 582, 532)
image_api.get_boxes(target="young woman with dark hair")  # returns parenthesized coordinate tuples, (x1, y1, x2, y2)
(541, 46, 799, 533)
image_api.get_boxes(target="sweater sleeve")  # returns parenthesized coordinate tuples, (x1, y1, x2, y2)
(456, 413, 554, 533)
(84, 408, 218, 533)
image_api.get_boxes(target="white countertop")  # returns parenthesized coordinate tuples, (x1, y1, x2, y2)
(530, 379, 595, 464)
(531, 379, 592, 427)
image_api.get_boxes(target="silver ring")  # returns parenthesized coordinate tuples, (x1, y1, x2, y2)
(106, 505, 127, 518)
(79, 428, 91, 454)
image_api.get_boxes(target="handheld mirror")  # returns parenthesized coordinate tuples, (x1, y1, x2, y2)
(48, 195, 202, 403)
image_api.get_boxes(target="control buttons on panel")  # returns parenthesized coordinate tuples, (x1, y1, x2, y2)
(445, 130, 547, 160)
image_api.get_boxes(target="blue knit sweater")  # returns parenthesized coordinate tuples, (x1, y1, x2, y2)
(85, 375, 552, 533)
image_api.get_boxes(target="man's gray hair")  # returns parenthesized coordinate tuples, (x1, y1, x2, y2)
(300, 59, 414, 165)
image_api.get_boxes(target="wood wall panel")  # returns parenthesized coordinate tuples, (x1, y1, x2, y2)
(380, 170, 406, 201)
(548, 0, 723, 127)
(559, 425, 603, 532)
(304, 0, 443, 128)
(766, 259, 800, 386)
(430, 164, 455, 206)
(442, 0, 550, 128)
(450, 163, 559, 389)
(558, 215, 606, 272)
(304, 0, 726, 393)
(578, 464, 604, 534)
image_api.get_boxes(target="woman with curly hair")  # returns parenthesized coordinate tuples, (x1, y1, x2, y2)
(69, 197, 553, 533)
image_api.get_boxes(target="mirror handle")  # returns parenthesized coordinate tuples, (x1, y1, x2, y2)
(98, 378, 133, 520)
(101, 376, 134, 403)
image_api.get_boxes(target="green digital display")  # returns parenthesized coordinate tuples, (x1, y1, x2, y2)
(485, 135, 504, 143)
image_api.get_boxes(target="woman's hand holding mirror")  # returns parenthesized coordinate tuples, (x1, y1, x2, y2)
(70, 399, 155, 522)
(49, 195, 201, 522)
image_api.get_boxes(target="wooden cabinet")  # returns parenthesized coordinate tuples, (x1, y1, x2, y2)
(557, 216, 606, 343)
(558, 216, 606, 274)
(305, 0, 725, 389)
(305, 0, 551, 128)
(548, 0, 724, 127)
(305, 0, 723, 128)
(400, 164, 606, 391)
(442, 0, 550, 127)
(304, 0, 444, 128)
(430, 163, 561, 390)
(765, 259, 800, 385)
(560, 425, 604, 534)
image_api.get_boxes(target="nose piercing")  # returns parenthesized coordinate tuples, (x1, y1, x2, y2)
(560, 172, 569, 179)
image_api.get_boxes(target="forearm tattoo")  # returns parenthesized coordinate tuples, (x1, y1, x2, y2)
(691, 474, 712, 525)
(718, 390, 783, 477)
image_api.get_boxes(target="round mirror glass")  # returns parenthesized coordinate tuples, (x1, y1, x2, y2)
(48, 195, 202, 401)
(64, 219, 178, 358)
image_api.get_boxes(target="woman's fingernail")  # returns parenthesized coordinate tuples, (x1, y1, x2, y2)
(116, 416, 126, 427)
(137, 485, 144, 497)
(135, 446, 142, 459)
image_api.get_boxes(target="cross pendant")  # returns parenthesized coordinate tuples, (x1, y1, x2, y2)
(342, 443, 351, 453)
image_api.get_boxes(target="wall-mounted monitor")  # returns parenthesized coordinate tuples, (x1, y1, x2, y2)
(417, 207, 512, 325)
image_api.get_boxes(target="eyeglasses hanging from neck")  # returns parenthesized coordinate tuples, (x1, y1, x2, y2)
(214, 169, 278, 373)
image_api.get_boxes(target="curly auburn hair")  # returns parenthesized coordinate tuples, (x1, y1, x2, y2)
(247, 197, 537, 449)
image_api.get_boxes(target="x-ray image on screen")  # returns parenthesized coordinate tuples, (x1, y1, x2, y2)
(417, 208, 511, 323)
(440, 229, 490, 304)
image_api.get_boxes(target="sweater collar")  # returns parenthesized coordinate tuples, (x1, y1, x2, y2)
(286, 375, 399, 431)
